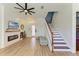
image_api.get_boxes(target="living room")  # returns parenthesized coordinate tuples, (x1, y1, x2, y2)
(0, 3, 78, 56)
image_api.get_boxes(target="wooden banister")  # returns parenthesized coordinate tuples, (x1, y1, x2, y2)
(46, 23, 53, 52)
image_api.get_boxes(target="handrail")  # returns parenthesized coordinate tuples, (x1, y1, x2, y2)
(45, 20, 53, 52)
(47, 23, 53, 52)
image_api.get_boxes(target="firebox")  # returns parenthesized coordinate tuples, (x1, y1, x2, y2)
(8, 35, 18, 41)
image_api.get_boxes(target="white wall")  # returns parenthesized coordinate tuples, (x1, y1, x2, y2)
(0, 4, 4, 48)
(0, 4, 2, 48)
(4, 3, 27, 30)
(72, 3, 79, 53)
(52, 4, 73, 52)
(2, 3, 63, 51)
(0, 3, 29, 48)
(3, 3, 61, 37)
(30, 3, 62, 37)
(31, 3, 62, 37)
(1, 3, 75, 53)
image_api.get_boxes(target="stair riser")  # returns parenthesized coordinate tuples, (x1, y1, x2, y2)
(54, 44, 67, 46)
(53, 41, 64, 42)
(53, 49, 70, 51)
(53, 36, 62, 38)
(53, 33, 60, 35)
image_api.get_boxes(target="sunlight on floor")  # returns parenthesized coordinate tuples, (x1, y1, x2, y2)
(31, 37, 36, 48)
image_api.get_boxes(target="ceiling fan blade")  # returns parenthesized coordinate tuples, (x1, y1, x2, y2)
(25, 3, 27, 10)
(19, 10, 24, 13)
(14, 7, 23, 10)
(16, 3, 25, 10)
(28, 12, 32, 15)
(28, 8, 35, 10)
(29, 11, 35, 13)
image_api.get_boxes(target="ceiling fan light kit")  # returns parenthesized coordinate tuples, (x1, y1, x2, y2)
(14, 3, 35, 15)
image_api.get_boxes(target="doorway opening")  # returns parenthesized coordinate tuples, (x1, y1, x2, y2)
(76, 12, 79, 51)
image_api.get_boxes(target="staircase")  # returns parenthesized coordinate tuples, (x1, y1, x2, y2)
(45, 21, 70, 52)
(52, 31, 70, 51)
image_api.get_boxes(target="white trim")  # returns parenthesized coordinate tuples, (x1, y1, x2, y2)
(1, 5, 5, 48)
(71, 4, 76, 53)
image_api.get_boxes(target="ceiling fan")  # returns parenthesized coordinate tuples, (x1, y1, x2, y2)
(14, 3, 35, 15)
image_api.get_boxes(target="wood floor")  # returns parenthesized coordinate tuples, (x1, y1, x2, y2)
(76, 51, 79, 56)
(0, 37, 76, 56)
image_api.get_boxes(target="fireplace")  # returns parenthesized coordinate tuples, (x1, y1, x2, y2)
(8, 35, 18, 41)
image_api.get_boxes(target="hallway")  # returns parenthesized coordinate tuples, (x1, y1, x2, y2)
(0, 37, 75, 56)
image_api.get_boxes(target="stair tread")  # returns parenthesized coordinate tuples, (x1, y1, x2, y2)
(53, 38, 63, 39)
(53, 39, 64, 41)
(53, 34, 60, 35)
(54, 41, 64, 42)
(54, 46, 70, 49)
(53, 36, 62, 38)
(53, 42, 66, 44)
